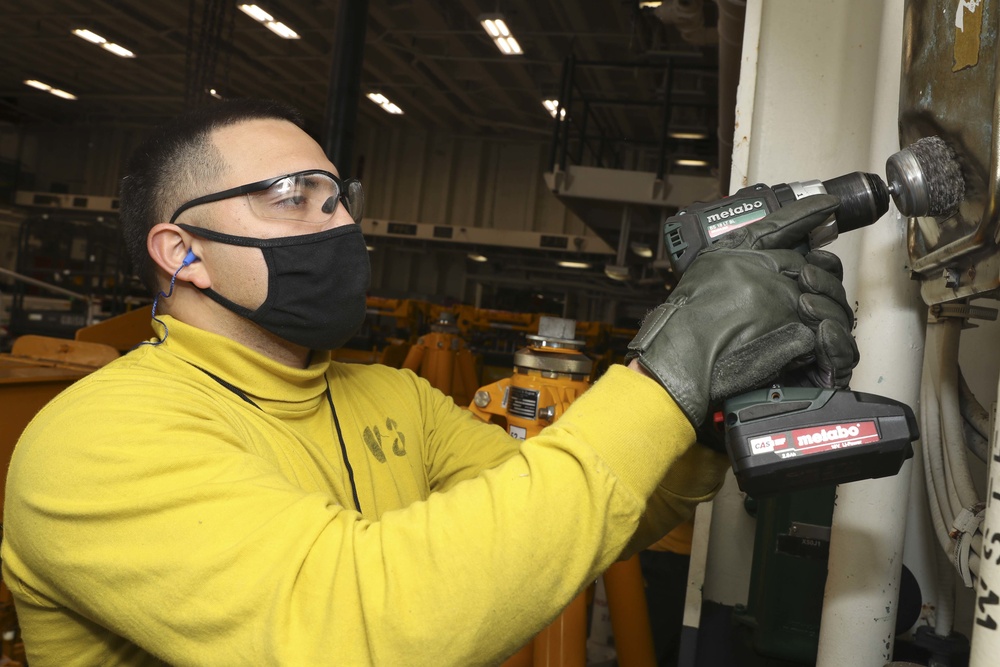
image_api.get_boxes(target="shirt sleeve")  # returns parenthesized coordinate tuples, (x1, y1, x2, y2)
(3, 364, 709, 666)
(396, 368, 523, 493)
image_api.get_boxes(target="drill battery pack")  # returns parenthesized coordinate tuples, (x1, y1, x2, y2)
(724, 387, 918, 497)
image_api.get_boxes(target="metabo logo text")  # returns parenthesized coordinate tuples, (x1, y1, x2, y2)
(796, 424, 861, 447)
(706, 200, 764, 223)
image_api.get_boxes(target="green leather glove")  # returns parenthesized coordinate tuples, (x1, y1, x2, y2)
(628, 194, 859, 428)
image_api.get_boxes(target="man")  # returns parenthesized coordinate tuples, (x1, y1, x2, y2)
(1, 99, 857, 666)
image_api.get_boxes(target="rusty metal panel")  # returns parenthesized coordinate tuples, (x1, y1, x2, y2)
(901, 0, 1000, 303)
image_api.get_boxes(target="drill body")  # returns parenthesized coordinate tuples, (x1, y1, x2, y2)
(664, 172, 889, 276)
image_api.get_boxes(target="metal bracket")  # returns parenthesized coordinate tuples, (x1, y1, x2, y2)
(928, 302, 999, 327)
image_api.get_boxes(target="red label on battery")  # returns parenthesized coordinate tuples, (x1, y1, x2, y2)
(749, 421, 880, 458)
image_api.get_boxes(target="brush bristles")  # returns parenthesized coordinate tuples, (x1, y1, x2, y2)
(909, 136, 965, 217)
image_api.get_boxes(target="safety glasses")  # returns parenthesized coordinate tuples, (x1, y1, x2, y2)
(168, 169, 364, 226)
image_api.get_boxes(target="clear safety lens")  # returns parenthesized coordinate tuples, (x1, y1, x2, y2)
(245, 172, 362, 224)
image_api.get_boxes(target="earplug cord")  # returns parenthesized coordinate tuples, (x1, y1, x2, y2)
(135, 251, 196, 348)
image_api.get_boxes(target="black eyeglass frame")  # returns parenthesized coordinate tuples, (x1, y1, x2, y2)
(168, 169, 362, 225)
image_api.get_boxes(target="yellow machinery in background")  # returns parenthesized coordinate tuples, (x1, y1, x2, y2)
(332, 297, 430, 366)
(468, 316, 656, 667)
(401, 310, 480, 408)
(453, 305, 540, 385)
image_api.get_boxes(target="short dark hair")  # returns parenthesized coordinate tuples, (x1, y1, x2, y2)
(119, 98, 305, 294)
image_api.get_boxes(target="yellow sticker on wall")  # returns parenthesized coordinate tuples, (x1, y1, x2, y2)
(954, 0, 984, 71)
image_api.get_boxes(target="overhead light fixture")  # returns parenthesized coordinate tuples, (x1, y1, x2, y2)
(675, 158, 710, 167)
(480, 14, 522, 55)
(467, 252, 489, 263)
(630, 242, 654, 258)
(72, 28, 105, 44)
(101, 42, 135, 58)
(207, 88, 224, 100)
(542, 99, 566, 119)
(557, 260, 591, 269)
(367, 92, 404, 115)
(639, 1, 663, 8)
(237, 4, 273, 22)
(238, 4, 301, 39)
(604, 264, 630, 281)
(669, 130, 709, 140)
(24, 79, 77, 100)
(49, 88, 79, 100)
(72, 28, 136, 57)
(265, 21, 299, 39)
(366, 244, 376, 252)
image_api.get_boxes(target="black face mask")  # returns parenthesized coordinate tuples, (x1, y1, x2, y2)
(177, 223, 371, 350)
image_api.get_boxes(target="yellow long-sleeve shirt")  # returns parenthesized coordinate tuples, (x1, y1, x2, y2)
(2, 316, 726, 666)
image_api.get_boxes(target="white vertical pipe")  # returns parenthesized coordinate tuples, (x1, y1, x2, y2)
(700, 0, 764, 609)
(970, 394, 1000, 664)
(817, 2, 926, 665)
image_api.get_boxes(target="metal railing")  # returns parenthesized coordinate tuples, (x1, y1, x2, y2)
(0, 267, 96, 326)
(547, 54, 716, 182)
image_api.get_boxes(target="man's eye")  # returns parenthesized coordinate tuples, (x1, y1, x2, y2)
(275, 195, 307, 208)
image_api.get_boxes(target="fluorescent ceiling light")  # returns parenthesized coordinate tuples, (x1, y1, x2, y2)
(101, 42, 135, 58)
(264, 21, 299, 39)
(72, 28, 106, 44)
(542, 99, 566, 119)
(669, 130, 709, 140)
(480, 15, 523, 55)
(238, 4, 273, 22)
(49, 88, 78, 100)
(467, 253, 489, 263)
(557, 260, 591, 269)
(239, 5, 299, 39)
(25, 79, 77, 100)
(675, 158, 709, 167)
(73, 28, 135, 57)
(367, 92, 404, 115)
(639, 1, 663, 7)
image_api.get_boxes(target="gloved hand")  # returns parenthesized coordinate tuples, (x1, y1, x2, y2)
(627, 194, 859, 428)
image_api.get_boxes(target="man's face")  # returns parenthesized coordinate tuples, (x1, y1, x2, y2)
(182, 119, 356, 312)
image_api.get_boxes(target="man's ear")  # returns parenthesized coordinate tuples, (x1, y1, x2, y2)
(148, 223, 211, 289)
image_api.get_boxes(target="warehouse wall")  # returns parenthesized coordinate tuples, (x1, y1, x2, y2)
(354, 125, 586, 235)
(0, 124, 142, 195)
(0, 116, 612, 312)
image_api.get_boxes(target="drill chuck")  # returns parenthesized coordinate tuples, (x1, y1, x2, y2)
(817, 172, 891, 233)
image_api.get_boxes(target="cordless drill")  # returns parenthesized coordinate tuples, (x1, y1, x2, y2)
(665, 137, 963, 496)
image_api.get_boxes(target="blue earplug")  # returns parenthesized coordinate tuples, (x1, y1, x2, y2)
(182, 249, 198, 267)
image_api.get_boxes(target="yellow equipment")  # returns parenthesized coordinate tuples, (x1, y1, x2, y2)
(401, 311, 480, 407)
(468, 317, 656, 667)
(469, 315, 591, 438)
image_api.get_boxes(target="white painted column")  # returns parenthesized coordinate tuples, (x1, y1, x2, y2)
(816, 3, 929, 665)
(717, 1, 929, 664)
